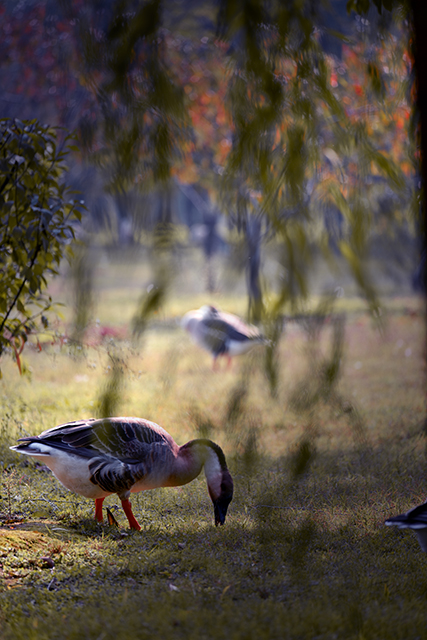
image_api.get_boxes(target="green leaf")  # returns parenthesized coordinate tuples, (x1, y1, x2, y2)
(16, 299, 25, 314)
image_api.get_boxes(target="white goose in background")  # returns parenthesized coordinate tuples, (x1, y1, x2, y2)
(385, 501, 427, 551)
(182, 305, 267, 369)
(10, 417, 233, 530)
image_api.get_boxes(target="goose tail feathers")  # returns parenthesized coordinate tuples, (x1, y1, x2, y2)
(10, 442, 51, 457)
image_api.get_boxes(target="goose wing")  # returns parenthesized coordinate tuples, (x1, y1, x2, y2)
(204, 316, 261, 341)
(200, 316, 262, 354)
(33, 417, 174, 460)
(198, 317, 239, 354)
(16, 417, 177, 496)
(214, 311, 263, 339)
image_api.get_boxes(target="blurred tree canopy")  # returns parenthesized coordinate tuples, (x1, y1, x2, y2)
(0, 0, 423, 332)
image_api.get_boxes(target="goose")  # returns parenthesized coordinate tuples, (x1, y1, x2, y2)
(182, 305, 267, 369)
(10, 417, 233, 530)
(385, 501, 427, 551)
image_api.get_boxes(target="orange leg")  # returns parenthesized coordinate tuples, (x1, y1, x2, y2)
(213, 355, 232, 371)
(95, 497, 104, 522)
(121, 498, 141, 531)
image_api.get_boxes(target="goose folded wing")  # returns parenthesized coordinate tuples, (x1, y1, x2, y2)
(17, 419, 172, 463)
(89, 441, 175, 494)
(203, 318, 252, 345)
(44, 418, 170, 457)
(37, 419, 97, 438)
(218, 312, 261, 337)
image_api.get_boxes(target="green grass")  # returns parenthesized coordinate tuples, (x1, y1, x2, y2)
(0, 251, 426, 639)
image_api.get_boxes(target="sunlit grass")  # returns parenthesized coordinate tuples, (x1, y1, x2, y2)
(46, 246, 423, 329)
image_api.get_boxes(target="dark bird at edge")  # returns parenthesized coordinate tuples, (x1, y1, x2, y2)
(385, 501, 427, 551)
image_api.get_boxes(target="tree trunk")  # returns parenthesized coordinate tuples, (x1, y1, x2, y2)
(246, 214, 263, 322)
(410, 1, 427, 400)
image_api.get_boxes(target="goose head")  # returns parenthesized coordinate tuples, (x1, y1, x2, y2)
(180, 438, 234, 526)
(200, 440, 234, 526)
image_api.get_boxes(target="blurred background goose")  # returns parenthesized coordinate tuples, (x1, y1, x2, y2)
(10, 417, 233, 530)
(181, 305, 267, 368)
(385, 501, 427, 550)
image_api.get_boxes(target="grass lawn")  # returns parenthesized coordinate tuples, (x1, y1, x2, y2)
(0, 253, 426, 639)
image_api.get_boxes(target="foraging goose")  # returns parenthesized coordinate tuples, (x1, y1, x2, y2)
(182, 305, 267, 368)
(10, 417, 233, 530)
(385, 501, 427, 551)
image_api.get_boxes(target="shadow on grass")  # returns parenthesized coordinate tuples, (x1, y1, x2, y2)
(1, 438, 427, 639)
(0, 509, 426, 640)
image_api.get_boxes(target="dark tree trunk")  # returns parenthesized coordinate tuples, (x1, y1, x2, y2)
(410, 0, 427, 399)
(246, 214, 263, 322)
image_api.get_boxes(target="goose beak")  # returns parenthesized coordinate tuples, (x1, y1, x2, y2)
(213, 494, 232, 526)
(214, 504, 225, 527)
(214, 502, 226, 526)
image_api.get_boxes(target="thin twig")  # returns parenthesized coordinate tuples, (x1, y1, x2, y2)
(0, 241, 42, 336)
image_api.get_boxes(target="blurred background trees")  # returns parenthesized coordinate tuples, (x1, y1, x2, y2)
(0, 0, 421, 362)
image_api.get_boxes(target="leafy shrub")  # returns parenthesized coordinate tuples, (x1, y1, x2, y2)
(0, 119, 84, 374)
